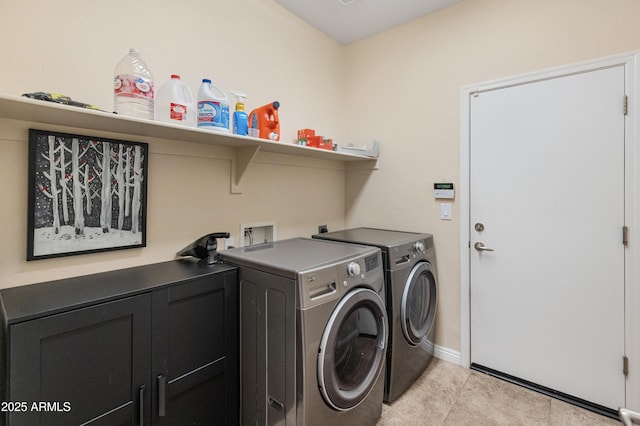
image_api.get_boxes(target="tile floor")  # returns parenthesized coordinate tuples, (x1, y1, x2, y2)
(378, 359, 621, 425)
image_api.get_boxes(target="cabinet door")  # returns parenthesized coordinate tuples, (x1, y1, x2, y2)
(8, 294, 152, 426)
(152, 271, 238, 426)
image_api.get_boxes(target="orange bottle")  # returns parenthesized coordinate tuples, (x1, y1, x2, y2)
(248, 101, 280, 141)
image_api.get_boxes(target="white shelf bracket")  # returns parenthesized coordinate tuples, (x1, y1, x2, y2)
(231, 145, 261, 194)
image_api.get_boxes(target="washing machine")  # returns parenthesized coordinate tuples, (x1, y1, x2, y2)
(219, 238, 387, 425)
(313, 228, 437, 403)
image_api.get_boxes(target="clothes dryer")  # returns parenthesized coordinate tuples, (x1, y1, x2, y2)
(220, 238, 387, 425)
(313, 228, 437, 403)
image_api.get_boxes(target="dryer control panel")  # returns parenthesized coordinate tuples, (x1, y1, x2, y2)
(389, 237, 435, 272)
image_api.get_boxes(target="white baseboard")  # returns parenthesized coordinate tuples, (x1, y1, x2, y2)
(434, 345, 461, 365)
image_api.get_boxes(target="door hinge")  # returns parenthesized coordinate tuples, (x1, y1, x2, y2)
(623, 226, 629, 246)
(624, 355, 629, 376)
(624, 95, 628, 115)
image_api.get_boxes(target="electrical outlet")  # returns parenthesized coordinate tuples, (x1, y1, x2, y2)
(318, 224, 328, 234)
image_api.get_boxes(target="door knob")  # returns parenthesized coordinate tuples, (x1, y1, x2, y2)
(474, 242, 494, 252)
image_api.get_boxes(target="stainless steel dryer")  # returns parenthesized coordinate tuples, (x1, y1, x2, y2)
(313, 228, 437, 403)
(219, 238, 387, 425)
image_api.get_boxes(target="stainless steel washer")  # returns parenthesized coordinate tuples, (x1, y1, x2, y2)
(313, 228, 438, 403)
(220, 238, 387, 425)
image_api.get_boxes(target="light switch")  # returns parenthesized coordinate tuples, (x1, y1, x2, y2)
(440, 203, 452, 220)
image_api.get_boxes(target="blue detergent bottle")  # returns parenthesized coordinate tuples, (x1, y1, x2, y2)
(231, 91, 248, 136)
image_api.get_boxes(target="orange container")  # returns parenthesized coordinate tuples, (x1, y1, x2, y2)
(319, 138, 333, 150)
(297, 128, 315, 145)
(248, 101, 280, 140)
(306, 135, 323, 148)
(306, 135, 333, 150)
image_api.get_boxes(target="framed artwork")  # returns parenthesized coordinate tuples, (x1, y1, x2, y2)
(27, 129, 148, 260)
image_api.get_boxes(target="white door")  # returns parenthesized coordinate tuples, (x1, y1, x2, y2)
(469, 65, 626, 410)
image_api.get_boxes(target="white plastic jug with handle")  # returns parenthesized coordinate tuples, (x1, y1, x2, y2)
(197, 78, 229, 132)
(156, 74, 195, 127)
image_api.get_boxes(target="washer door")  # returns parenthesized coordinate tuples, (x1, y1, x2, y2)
(317, 287, 387, 411)
(401, 261, 437, 346)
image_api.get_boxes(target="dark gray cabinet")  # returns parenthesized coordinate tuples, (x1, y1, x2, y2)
(0, 260, 238, 426)
(9, 294, 151, 426)
(151, 270, 237, 426)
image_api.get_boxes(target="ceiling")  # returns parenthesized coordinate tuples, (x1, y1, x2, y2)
(273, 0, 464, 45)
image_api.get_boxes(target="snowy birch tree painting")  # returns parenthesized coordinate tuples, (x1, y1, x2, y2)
(27, 129, 148, 260)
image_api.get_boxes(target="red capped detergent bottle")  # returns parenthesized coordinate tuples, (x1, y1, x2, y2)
(248, 101, 280, 141)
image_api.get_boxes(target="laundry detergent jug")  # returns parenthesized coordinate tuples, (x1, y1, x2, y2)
(248, 101, 280, 140)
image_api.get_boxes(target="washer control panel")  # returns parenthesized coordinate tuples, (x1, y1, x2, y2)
(338, 253, 381, 290)
(299, 251, 383, 309)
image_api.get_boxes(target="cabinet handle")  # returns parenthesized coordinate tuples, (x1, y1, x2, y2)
(158, 375, 166, 417)
(139, 384, 145, 426)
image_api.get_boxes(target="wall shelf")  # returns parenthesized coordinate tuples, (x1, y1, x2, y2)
(0, 94, 378, 193)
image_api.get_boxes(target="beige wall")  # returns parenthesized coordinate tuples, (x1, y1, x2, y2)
(345, 0, 640, 351)
(0, 0, 348, 287)
(2, 0, 640, 353)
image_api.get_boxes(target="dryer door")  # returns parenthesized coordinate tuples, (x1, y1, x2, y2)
(317, 288, 387, 411)
(401, 261, 437, 346)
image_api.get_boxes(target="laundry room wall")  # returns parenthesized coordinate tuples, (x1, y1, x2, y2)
(4, 0, 639, 357)
(0, 0, 348, 288)
(344, 0, 640, 352)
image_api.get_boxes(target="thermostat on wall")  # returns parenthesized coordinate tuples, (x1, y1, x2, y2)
(434, 183, 454, 199)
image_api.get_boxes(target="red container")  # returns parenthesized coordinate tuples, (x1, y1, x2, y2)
(298, 129, 332, 150)
(306, 135, 323, 148)
(318, 138, 333, 150)
(297, 129, 315, 145)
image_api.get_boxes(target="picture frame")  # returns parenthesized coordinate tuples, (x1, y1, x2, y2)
(27, 129, 148, 260)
